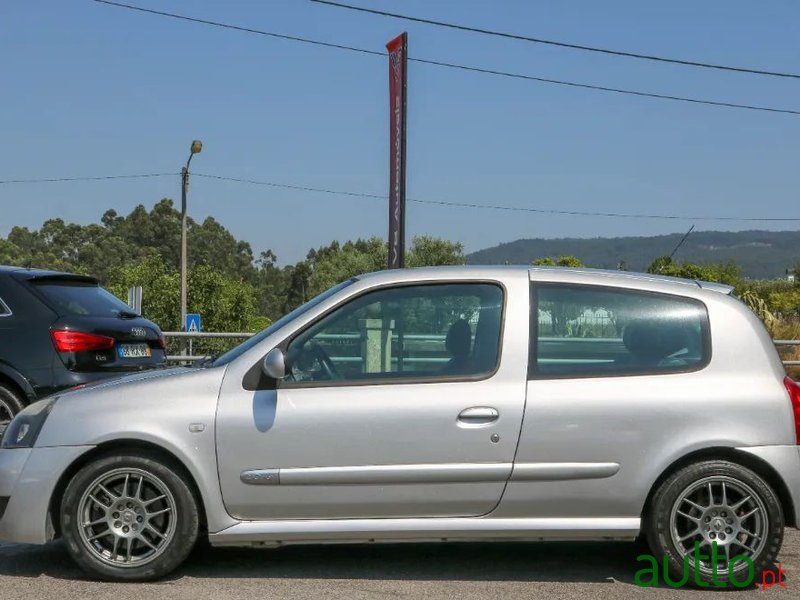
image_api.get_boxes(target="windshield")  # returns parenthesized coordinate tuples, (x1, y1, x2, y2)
(33, 281, 135, 317)
(211, 278, 356, 367)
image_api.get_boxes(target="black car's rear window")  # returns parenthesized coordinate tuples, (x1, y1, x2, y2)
(32, 281, 133, 317)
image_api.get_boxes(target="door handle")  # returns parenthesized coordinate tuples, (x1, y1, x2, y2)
(458, 406, 499, 423)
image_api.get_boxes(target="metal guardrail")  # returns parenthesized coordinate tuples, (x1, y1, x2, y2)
(773, 340, 800, 366)
(162, 332, 800, 367)
(163, 331, 253, 364)
(163, 331, 254, 339)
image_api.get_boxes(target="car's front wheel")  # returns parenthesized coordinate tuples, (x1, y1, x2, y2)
(61, 452, 200, 581)
(646, 460, 784, 588)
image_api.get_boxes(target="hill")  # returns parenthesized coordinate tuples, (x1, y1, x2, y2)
(466, 230, 800, 279)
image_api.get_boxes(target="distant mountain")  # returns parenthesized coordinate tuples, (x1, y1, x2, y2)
(466, 230, 800, 279)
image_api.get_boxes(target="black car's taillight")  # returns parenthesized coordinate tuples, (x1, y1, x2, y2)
(50, 329, 115, 353)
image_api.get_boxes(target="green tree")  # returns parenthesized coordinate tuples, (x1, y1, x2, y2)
(532, 255, 584, 267)
(646, 256, 742, 286)
(302, 236, 466, 300)
(106, 255, 268, 334)
(1, 199, 258, 284)
(407, 235, 465, 267)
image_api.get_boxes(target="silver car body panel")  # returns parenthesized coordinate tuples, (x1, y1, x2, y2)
(736, 445, 800, 521)
(495, 267, 794, 519)
(0, 445, 92, 543)
(0, 265, 797, 549)
(32, 366, 239, 535)
(238, 461, 620, 487)
(215, 268, 531, 520)
(209, 516, 641, 547)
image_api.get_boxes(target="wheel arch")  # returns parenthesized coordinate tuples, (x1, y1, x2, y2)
(48, 439, 208, 539)
(641, 446, 796, 528)
(0, 362, 36, 403)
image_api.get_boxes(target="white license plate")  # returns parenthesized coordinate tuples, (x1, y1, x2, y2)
(117, 343, 151, 358)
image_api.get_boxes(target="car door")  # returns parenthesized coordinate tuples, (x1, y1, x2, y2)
(216, 271, 529, 521)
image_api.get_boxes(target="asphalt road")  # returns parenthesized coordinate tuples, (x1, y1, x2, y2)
(1, 530, 798, 599)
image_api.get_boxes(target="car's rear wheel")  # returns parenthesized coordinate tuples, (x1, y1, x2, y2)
(61, 452, 199, 581)
(0, 384, 24, 428)
(646, 460, 784, 588)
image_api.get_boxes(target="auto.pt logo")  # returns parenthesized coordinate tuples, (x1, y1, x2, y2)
(635, 542, 786, 588)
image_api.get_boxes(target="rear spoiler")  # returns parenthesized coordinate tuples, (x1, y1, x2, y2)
(22, 273, 99, 285)
(696, 280, 734, 295)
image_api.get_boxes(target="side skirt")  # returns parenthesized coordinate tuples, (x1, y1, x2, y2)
(208, 517, 640, 548)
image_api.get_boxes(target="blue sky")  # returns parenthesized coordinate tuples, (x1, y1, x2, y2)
(1, 0, 798, 264)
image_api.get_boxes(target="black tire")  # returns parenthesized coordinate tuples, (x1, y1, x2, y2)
(0, 384, 25, 425)
(646, 460, 784, 589)
(61, 451, 200, 581)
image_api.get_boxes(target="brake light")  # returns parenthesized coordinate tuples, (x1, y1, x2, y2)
(156, 332, 166, 349)
(783, 377, 800, 445)
(51, 330, 116, 353)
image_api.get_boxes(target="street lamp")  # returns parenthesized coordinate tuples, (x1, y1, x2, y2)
(181, 140, 202, 335)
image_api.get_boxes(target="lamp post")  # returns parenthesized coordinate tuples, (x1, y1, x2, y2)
(181, 140, 202, 337)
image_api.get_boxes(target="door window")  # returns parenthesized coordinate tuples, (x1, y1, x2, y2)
(284, 283, 504, 385)
(532, 284, 709, 377)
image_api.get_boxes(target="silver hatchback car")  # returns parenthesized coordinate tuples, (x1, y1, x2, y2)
(1, 266, 798, 584)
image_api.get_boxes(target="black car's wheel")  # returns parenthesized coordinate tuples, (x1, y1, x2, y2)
(646, 460, 784, 588)
(61, 452, 200, 581)
(0, 384, 24, 427)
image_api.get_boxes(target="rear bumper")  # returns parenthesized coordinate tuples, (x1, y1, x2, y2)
(737, 445, 800, 528)
(0, 445, 93, 544)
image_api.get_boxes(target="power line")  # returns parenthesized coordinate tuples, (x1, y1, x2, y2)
(91, 0, 800, 116)
(0, 172, 175, 184)
(310, 0, 800, 80)
(407, 57, 800, 115)
(3, 168, 797, 221)
(92, 0, 385, 57)
(192, 172, 800, 222)
(194, 172, 386, 199)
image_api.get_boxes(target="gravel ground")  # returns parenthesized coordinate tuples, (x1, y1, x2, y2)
(0, 530, 797, 599)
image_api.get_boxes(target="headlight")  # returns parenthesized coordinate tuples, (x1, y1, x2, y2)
(1, 397, 57, 449)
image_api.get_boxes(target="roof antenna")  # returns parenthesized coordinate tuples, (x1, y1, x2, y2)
(656, 224, 695, 272)
(669, 224, 695, 261)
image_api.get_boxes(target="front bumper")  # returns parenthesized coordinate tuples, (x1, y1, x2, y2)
(0, 445, 93, 544)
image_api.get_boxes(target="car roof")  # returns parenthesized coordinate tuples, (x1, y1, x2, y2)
(0, 264, 99, 283)
(356, 265, 734, 295)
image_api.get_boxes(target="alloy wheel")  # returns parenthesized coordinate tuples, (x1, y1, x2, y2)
(669, 475, 768, 576)
(76, 467, 177, 568)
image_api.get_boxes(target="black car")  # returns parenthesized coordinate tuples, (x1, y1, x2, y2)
(0, 266, 166, 423)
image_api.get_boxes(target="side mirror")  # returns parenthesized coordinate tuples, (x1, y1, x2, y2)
(262, 347, 286, 380)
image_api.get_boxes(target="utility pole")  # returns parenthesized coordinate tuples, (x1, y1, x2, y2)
(181, 140, 203, 337)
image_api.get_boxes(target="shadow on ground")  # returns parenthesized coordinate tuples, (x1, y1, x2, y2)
(0, 538, 788, 590)
(0, 539, 655, 585)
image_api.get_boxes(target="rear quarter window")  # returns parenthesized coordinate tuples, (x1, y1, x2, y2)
(530, 283, 710, 378)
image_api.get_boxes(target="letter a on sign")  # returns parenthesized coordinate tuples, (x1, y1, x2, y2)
(186, 313, 201, 333)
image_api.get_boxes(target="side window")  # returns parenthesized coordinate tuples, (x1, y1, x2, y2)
(284, 283, 504, 385)
(532, 284, 708, 377)
(0, 296, 10, 316)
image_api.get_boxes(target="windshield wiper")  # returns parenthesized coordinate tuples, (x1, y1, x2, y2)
(117, 310, 140, 319)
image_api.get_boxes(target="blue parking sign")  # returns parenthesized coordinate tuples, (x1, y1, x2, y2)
(185, 313, 201, 333)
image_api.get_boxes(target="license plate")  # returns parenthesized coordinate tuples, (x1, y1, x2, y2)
(117, 343, 151, 358)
